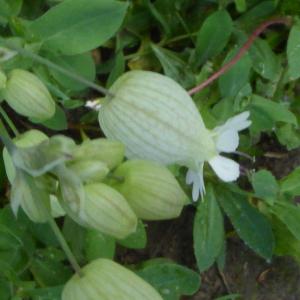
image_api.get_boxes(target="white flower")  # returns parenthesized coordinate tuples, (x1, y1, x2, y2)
(98, 71, 251, 201)
(186, 111, 251, 201)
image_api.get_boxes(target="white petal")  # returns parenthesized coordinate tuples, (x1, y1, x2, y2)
(216, 129, 239, 153)
(186, 163, 205, 201)
(208, 155, 240, 182)
(214, 111, 251, 134)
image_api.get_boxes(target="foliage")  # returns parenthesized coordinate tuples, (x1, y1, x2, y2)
(0, 0, 300, 299)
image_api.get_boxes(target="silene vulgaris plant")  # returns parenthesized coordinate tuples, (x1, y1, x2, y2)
(0, 0, 300, 298)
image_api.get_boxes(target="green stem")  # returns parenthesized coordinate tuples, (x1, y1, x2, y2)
(47, 216, 83, 277)
(0, 118, 17, 162)
(0, 106, 19, 136)
(0, 40, 111, 97)
(32, 177, 83, 277)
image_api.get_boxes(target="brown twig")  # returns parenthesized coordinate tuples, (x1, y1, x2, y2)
(188, 17, 292, 96)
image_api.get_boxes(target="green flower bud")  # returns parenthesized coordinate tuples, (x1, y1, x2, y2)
(83, 183, 137, 239)
(73, 138, 124, 170)
(3, 69, 55, 121)
(62, 258, 163, 300)
(68, 160, 109, 183)
(113, 160, 188, 220)
(3, 129, 48, 183)
(0, 69, 7, 90)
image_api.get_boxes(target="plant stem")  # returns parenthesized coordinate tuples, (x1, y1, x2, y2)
(0, 106, 19, 136)
(0, 40, 112, 97)
(0, 118, 14, 151)
(48, 215, 83, 277)
(188, 17, 292, 96)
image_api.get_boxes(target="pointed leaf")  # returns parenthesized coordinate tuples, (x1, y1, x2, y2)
(195, 10, 233, 66)
(137, 260, 201, 300)
(271, 202, 300, 241)
(217, 186, 274, 260)
(287, 21, 300, 80)
(29, 0, 128, 55)
(193, 184, 224, 272)
(280, 167, 300, 197)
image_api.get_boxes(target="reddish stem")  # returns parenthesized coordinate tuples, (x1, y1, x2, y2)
(188, 17, 291, 96)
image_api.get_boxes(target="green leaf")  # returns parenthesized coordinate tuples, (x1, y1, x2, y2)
(137, 260, 201, 300)
(29, 0, 128, 55)
(193, 184, 224, 272)
(276, 124, 300, 150)
(62, 217, 86, 262)
(249, 38, 281, 81)
(236, 1, 276, 29)
(106, 51, 125, 88)
(0, 0, 22, 22)
(47, 53, 96, 91)
(0, 206, 35, 256)
(271, 202, 300, 241)
(30, 248, 72, 286)
(151, 44, 195, 88)
(28, 222, 59, 247)
(280, 167, 300, 197)
(272, 217, 300, 262)
(287, 21, 300, 80)
(195, 10, 233, 66)
(219, 50, 252, 98)
(40, 105, 68, 131)
(0, 279, 10, 300)
(118, 220, 147, 249)
(234, 0, 246, 12)
(217, 186, 274, 260)
(146, 0, 171, 36)
(251, 95, 297, 125)
(84, 229, 115, 261)
(251, 170, 278, 204)
(27, 286, 63, 300)
(0, 224, 29, 274)
(249, 95, 298, 135)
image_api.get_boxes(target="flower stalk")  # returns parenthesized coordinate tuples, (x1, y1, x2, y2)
(188, 17, 292, 95)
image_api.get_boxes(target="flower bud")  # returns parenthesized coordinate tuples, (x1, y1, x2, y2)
(68, 160, 109, 183)
(82, 183, 137, 239)
(113, 160, 188, 220)
(3, 129, 48, 183)
(62, 258, 163, 300)
(73, 138, 124, 170)
(3, 69, 55, 120)
(0, 69, 7, 90)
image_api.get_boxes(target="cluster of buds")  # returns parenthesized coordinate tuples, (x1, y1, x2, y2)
(0, 68, 55, 121)
(3, 129, 188, 239)
(2, 129, 186, 299)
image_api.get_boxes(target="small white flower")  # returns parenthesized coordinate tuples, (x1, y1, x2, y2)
(186, 111, 251, 201)
(85, 99, 102, 110)
(98, 71, 251, 202)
